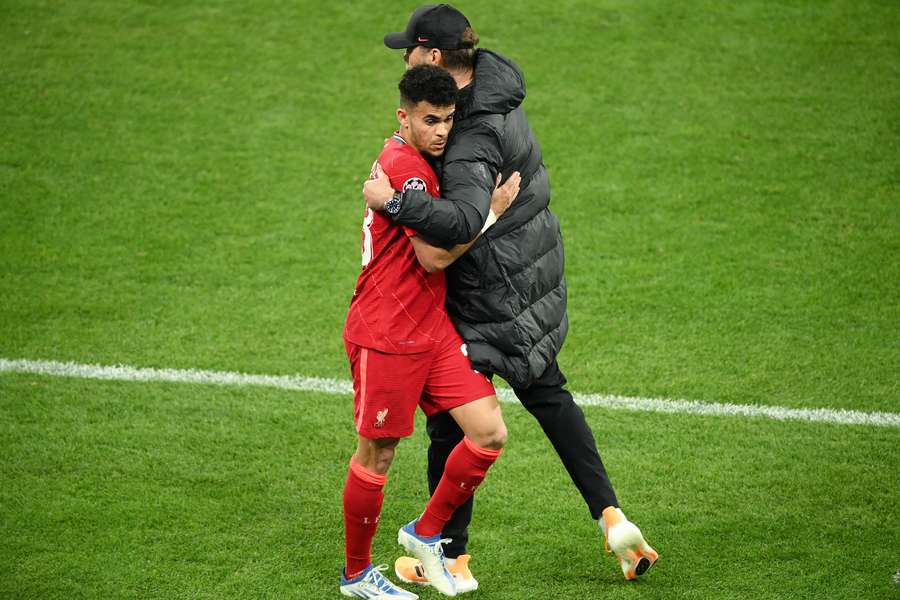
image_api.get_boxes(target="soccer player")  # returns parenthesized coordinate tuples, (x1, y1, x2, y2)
(364, 4, 658, 593)
(340, 64, 521, 599)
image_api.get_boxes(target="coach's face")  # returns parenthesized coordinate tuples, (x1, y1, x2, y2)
(397, 101, 454, 157)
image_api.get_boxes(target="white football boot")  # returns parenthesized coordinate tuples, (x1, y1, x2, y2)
(395, 554, 478, 594)
(340, 563, 418, 599)
(397, 519, 457, 596)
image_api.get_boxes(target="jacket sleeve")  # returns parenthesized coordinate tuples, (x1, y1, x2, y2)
(393, 128, 503, 245)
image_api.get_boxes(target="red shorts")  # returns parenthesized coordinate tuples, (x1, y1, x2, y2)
(344, 326, 495, 439)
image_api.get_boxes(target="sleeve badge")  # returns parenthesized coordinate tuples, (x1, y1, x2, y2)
(402, 177, 427, 192)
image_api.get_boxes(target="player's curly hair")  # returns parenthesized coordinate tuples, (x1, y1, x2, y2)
(399, 64, 459, 108)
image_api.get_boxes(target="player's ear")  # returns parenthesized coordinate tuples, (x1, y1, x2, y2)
(428, 48, 442, 66)
(397, 107, 409, 128)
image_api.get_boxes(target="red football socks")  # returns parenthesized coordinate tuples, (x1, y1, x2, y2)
(343, 457, 387, 579)
(415, 437, 502, 537)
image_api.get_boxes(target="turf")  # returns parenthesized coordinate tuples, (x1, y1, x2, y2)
(1, 0, 899, 598)
(2, 375, 898, 599)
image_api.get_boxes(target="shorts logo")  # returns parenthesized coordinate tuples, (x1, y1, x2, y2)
(403, 177, 427, 193)
(460, 343, 468, 357)
(374, 408, 389, 429)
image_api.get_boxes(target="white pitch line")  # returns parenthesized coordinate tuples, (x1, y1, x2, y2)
(1, 358, 898, 428)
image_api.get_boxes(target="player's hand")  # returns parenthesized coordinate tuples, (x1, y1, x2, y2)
(490, 171, 521, 218)
(363, 163, 393, 211)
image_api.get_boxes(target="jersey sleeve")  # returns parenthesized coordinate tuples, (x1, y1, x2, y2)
(380, 151, 437, 239)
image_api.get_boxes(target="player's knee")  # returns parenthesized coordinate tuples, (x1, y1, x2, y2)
(493, 422, 508, 449)
(357, 437, 400, 474)
(474, 421, 507, 451)
(373, 444, 397, 473)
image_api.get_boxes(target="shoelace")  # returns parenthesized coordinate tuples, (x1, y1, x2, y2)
(420, 537, 453, 557)
(367, 564, 394, 591)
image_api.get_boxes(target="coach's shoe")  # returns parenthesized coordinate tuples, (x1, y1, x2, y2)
(397, 520, 457, 596)
(600, 507, 658, 580)
(395, 554, 478, 593)
(340, 563, 418, 599)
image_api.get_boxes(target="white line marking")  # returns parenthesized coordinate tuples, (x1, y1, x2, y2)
(1, 358, 898, 428)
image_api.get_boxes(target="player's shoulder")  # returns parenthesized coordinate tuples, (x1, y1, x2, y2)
(379, 135, 423, 168)
(378, 135, 436, 188)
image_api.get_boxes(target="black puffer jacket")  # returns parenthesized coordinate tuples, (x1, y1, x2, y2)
(394, 49, 567, 389)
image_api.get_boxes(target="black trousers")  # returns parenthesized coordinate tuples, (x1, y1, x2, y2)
(425, 359, 619, 557)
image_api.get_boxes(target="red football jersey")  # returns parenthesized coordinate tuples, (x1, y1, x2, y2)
(343, 133, 449, 354)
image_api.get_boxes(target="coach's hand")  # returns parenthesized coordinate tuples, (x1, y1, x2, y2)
(491, 171, 521, 218)
(363, 163, 393, 211)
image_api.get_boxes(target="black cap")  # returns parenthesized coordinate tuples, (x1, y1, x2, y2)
(384, 4, 472, 50)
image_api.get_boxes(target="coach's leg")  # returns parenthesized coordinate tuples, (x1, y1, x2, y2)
(514, 361, 618, 517)
(425, 411, 470, 558)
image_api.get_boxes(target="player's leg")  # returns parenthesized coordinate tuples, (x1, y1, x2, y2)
(341, 341, 426, 599)
(342, 435, 422, 599)
(426, 411, 470, 557)
(396, 412, 475, 591)
(398, 396, 503, 597)
(416, 393, 505, 535)
(514, 359, 657, 579)
(342, 435, 399, 579)
(397, 332, 503, 596)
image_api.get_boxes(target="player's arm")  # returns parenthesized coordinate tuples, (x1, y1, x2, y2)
(364, 129, 504, 246)
(409, 172, 521, 273)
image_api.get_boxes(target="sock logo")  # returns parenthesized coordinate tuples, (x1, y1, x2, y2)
(374, 408, 389, 428)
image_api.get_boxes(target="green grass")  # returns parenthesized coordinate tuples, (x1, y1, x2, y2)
(2, 375, 898, 599)
(2, 0, 899, 598)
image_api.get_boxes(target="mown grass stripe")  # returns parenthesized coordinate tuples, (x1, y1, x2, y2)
(2, 358, 898, 428)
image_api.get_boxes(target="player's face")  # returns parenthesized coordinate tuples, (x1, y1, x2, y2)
(397, 101, 454, 157)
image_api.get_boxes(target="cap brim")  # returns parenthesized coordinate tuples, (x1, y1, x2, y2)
(384, 31, 415, 49)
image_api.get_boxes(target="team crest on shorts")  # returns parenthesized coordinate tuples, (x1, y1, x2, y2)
(403, 177, 427, 192)
(374, 409, 389, 429)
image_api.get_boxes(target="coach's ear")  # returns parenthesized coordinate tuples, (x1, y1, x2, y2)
(420, 47, 443, 67)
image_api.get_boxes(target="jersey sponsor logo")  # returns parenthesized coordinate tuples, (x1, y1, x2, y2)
(402, 177, 427, 193)
(374, 408, 389, 429)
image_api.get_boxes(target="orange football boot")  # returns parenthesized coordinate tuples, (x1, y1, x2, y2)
(601, 506, 659, 580)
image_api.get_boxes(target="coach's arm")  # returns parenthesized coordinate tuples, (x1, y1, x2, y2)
(409, 171, 520, 273)
(364, 130, 504, 246)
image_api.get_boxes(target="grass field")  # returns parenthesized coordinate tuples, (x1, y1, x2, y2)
(2, 1, 899, 599)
